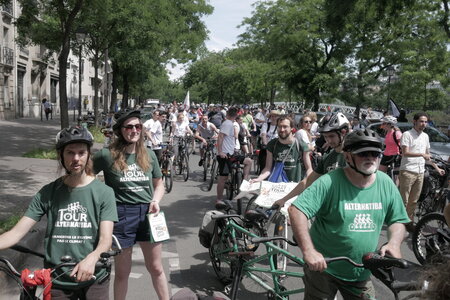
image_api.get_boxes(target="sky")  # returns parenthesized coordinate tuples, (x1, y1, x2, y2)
(167, 0, 256, 80)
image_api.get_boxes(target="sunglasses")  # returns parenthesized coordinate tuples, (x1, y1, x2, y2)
(354, 151, 382, 158)
(303, 121, 312, 124)
(122, 124, 143, 131)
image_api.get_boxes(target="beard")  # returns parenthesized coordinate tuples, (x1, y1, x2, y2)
(358, 160, 379, 175)
(278, 131, 290, 140)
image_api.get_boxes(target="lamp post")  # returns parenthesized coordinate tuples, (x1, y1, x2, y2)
(386, 66, 395, 112)
(76, 29, 86, 118)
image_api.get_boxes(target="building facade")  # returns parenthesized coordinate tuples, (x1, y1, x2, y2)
(0, 0, 110, 121)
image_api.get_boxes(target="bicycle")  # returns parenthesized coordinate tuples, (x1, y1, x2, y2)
(415, 154, 449, 220)
(411, 212, 450, 265)
(209, 213, 428, 300)
(173, 136, 190, 181)
(160, 143, 174, 193)
(224, 154, 244, 200)
(201, 138, 217, 183)
(0, 236, 122, 300)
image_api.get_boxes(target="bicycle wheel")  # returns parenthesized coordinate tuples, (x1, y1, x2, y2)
(203, 153, 210, 182)
(234, 170, 243, 195)
(176, 156, 183, 175)
(271, 213, 288, 271)
(412, 212, 449, 265)
(209, 222, 234, 285)
(163, 160, 173, 193)
(208, 159, 217, 192)
(182, 154, 190, 181)
(225, 172, 234, 200)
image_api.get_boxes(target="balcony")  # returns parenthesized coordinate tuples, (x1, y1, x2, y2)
(2, 47, 13, 67)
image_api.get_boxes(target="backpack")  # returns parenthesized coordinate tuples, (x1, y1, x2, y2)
(198, 210, 224, 248)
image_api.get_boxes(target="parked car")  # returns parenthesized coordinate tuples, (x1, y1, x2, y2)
(367, 122, 450, 161)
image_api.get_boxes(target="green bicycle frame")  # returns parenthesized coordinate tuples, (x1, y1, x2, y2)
(214, 216, 306, 300)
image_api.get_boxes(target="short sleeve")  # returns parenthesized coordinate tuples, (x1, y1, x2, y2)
(400, 131, 411, 147)
(292, 176, 328, 219)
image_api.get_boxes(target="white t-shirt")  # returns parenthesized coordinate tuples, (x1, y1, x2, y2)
(296, 129, 315, 147)
(255, 112, 266, 127)
(144, 119, 163, 149)
(311, 122, 319, 136)
(220, 120, 236, 155)
(400, 129, 430, 174)
(234, 121, 240, 150)
(198, 121, 216, 139)
(173, 121, 190, 137)
(260, 122, 278, 141)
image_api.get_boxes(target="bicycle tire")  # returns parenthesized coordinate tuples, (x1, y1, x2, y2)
(182, 154, 190, 181)
(176, 156, 183, 175)
(235, 170, 243, 196)
(225, 171, 234, 200)
(163, 160, 173, 193)
(209, 222, 234, 285)
(207, 159, 217, 192)
(203, 153, 210, 182)
(412, 212, 449, 265)
(272, 213, 288, 272)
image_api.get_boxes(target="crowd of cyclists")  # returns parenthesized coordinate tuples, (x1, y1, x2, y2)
(0, 99, 448, 300)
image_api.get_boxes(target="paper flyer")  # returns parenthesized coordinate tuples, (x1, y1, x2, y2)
(148, 212, 170, 242)
(254, 181, 298, 210)
(239, 180, 262, 192)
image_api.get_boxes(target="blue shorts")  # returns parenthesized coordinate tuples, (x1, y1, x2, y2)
(114, 203, 152, 248)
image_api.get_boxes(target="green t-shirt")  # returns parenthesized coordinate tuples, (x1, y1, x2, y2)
(267, 137, 309, 182)
(93, 148, 162, 205)
(242, 113, 254, 130)
(24, 178, 118, 289)
(292, 168, 410, 282)
(314, 149, 346, 175)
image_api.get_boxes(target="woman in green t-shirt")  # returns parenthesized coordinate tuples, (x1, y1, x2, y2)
(93, 110, 169, 300)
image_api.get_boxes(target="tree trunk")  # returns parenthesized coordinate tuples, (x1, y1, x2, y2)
(59, 42, 71, 129)
(110, 61, 118, 112)
(122, 72, 129, 109)
(93, 51, 99, 126)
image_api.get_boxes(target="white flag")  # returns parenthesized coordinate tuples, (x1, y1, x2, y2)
(389, 99, 400, 117)
(183, 91, 190, 111)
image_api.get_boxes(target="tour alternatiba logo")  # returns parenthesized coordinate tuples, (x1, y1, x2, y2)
(120, 163, 149, 182)
(55, 202, 92, 228)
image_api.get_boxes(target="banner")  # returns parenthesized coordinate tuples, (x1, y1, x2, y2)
(183, 91, 190, 111)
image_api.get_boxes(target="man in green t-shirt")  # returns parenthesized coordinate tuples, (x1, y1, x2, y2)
(288, 129, 410, 299)
(250, 116, 312, 183)
(274, 112, 350, 207)
(0, 127, 117, 299)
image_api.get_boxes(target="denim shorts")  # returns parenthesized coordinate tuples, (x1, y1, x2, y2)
(114, 203, 152, 248)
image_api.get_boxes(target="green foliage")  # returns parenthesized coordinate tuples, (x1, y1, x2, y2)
(23, 148, 58, 160)
(0, 214, 22, 234)
(89, 126, 106, 144)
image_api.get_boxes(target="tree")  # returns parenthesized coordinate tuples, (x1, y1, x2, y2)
(16, 0, 86, 129)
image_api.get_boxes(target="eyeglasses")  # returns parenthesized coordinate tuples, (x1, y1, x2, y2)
(354, 151, 382, 158)
(303, 121, 312, 124)
(122, 124, 143, 131)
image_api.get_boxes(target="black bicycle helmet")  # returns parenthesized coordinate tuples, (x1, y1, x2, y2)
(318, 112, 349, 133)
(55, 126, 93, 150)
(342, 129, 384, 153)
(112, 109, 141, 132)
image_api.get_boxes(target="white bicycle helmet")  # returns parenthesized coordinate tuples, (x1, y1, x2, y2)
(381, 116, 397, 125)
(318, 112, 350, 133)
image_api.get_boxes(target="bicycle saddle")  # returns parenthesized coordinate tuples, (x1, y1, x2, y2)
(244, 209, 268, 222)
